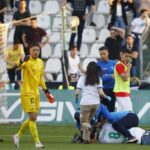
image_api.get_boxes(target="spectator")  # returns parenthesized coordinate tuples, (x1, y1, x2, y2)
(125, 0, 137, 18)
(13, 0, 31, 45)
(68, 45, 83, 82)
(22, 17, 49, 56)
(75, 61, 108, 143)
(87, 0, 96, 27)
(11, 0, 30, 10)
(130, 9, 150, 78)
(97, 46, 117, 112)
(62, 0, 94, 51)
(0, 0, 7, 23)
(122, 35, 138, 77)
(130, 9, 150, 52)
(105, 27, 125, 60)
(4, 41, 24, 86)
(113, 50, 133, 112)
(108, 0, 128, 30)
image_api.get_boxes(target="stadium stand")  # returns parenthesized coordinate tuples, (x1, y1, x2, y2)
(29, 0, 42, 15)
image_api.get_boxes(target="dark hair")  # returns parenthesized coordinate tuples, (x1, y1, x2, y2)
(28, 42, 41, 50)
(99, 46, 108, 51)
(85, 62, 101, 86)
(70, 45, 77, 50)
(126, 34, 134, 38)
(13, 40, 21, 45)
(140, 9, 148, 15)
(120, 49, 132, 54)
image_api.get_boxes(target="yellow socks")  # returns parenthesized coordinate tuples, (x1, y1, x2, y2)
(17, 119, 29, 138)
(29, 120, 40, 143)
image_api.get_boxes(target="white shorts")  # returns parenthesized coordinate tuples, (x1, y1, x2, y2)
(115, 96, 133, 112)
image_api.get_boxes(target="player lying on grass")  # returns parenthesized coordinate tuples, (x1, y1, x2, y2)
(72, 103, 140, 144)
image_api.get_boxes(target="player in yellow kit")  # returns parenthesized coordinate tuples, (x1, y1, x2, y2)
(13, 43, 51, 148)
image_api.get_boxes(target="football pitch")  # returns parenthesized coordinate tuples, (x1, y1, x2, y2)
(0, 124, 149, 150)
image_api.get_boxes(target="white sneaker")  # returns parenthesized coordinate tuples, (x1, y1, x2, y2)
(13, 134, 19, 147)
(35, 142, 45, 148)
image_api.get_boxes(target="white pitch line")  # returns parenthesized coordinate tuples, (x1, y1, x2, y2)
(1, 134, 72, 138)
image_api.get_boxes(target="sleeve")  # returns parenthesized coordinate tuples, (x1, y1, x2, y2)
(131, 19, 136, 26)
(19, 45, 24, 54)
(101, 104, 113, 123)
(27, 11, 31, 17)
(116, 63, 125, 75)
(40, 28, 47, 37)
(97, 78, 103, 88)
(104, 38, 109, 47)
(76, 76, 84, 89)
(13, 12, 17, 20)
(39, 61, 47, 90)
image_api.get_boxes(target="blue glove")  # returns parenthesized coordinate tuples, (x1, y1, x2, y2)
(75, 98, 79, 105)
(106, 96, 111, 102)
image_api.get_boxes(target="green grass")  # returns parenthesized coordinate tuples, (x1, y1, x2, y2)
(0, 124, 149, 150)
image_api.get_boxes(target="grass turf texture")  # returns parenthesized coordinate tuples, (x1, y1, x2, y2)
(0, 124, 150, 150)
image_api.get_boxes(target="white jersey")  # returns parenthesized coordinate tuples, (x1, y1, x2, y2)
(131, 17, 150, 34)
(76, 75, 102, 105)
(68, 54, 80, 74)
(98, 123, 125, 143)
(98, 123, 145, 144)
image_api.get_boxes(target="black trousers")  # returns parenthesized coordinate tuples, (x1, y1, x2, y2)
(112, 113, 139, 138)
(69, 18, 85, 51)
(101, 88, 116, 112)
(7, 68, 21, 82)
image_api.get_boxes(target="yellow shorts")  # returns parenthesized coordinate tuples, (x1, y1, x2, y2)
(21, 95, 40, 113)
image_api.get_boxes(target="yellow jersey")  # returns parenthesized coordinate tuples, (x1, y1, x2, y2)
(5, 45, 24, 69)
(19, 57, 46, 96)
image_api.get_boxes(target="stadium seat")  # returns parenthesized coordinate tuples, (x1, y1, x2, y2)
(82, 28, 96, 43)
(44, 73, 54, 82)
(29, 0, 42, 15)
(82, 58, 97, 71)
(37, 15, 51, 29)
(4, 15, 13, 29)
(8, 28, 15, 43)
(1, 72, 9, 82)
(93, 14, 105, 29)
(46, 29, 51, 35)
(97, 0, 110, 14)
(79, 43, 89, 59)
(41, 44, 52, 59)
(45, 58, 62, 74)
(88, 43, 104, 58)
(0, 59, 6, 74)
(44, 0, 60, 14)
(52, 17, 62, 31)
(52, 43, 63, 58)
(50, 32, 61, 43)
(65, 32, 71, 43)
(56, 73, 63, 82)
(98, 28, 110, 43)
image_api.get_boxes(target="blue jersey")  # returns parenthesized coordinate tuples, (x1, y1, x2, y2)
(97, 60, 117, 89)
(95, 104, 129, 123)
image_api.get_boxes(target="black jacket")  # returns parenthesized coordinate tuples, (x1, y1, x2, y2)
(110, 1, 128, 26)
